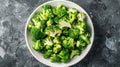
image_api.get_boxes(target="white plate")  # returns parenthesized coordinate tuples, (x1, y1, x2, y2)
(25, 0, 94, 67)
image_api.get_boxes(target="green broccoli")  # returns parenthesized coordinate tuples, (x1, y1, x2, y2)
(32, 40, 43, 51)
(77, 12, 86, 21)
(53, 37, 61, 44)
(55, 5, 67, 18)
(43, 50, 53, 59)
(31, 26, 46, 42)
(50, 54, 61, 62)
(53, 44, 62, 53)
(45, 45, 53, 50)
(70, 50, 80, 59)
(59, 49, 70, 63)
(47, 19, 53, 26)
(68, 29, 79, 39)
(62, 37, 75, 49)
(68, 8, 78, 14)
(68, 13, 77, 24)
(43, 36, 53, 46)
(40, 4, 54, 20)
(62, 27, 70, 36)
(80, 34, 90, 45)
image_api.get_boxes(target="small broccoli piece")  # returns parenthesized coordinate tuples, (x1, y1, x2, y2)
(31, 27, 46, 41)
(42, 4, 52, 10)
(68, 8, 78, 14)
(62, 27, 69, 36)
(53, 44, 62, 53)
(70, 50, 80, 59)
(59, 20, 71, 29)
(80, 34, 90, 45)
(68, 29, 79, 39)
(62, 37, 75, 49)
(43, 37, 53, 46)
(32, 40, 43, 51)
(76, 39, 86, 48)
(45, 45, 53, 50)
(76, 21, 87, 34)
(43, 50, 53, 59)
(50, 54, 61, 62)
(31, 12, 41, 24)
(53, 37, 61, 44)
(28, 24, 34, 31)
(55, 5, 67, 18)
(40, 4, 54, 20)
(61, 36, 66, 40)
(68, 13, 77, 23)
(77, 12, 86, 21)
(54, 17, 60, 23)
(45, 26, 62, 37)
(59, 49, 70, 63)
(47, 19, 53, 26)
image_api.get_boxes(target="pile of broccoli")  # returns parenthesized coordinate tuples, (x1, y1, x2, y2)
(28, 4, 91, 63)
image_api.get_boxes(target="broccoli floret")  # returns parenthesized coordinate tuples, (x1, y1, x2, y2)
(45, 26, 62, 37)
(77, 12, 86, 21)
(59, 49, 70, 63)
(80, 34, 90, 45)
(68, 8, 78, 14)
(31, 27, 46, 41)
(47, 19, 53, 26)
(42, 4, 52, 10)
(70, 50, 80, 59)
(32, 40, 43, 51)
(43, 50, 53, 59)
(53, 37, 61, 44)
(76, 21, 87, 34)
(53, 44, 62, 53)
(68, 29, 79, 39)
(76, 39, 86, 47)
(68, 13, 77, 24)
(50, 54, 61, 62)
(40, 4, 54, 20)
(55, 5, 67, 18)
(62, 37, 75, 49)
(62, 27, 69, 36)
(31, 12, 41, 24)
(45, 45, 53, 50)
(54, 17, 60, 23)
(43, 37, 53, 46)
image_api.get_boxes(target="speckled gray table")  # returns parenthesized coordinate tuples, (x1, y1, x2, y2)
(0, 0, 120, 67)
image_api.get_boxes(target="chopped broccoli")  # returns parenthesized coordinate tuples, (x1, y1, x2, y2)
(32, 40, 44, 51)
(47, 19, 53, 26)
(28, 4, 91, 63)
(70, 50, 80, 59)
(62, 37, 75, 49)
(77, 12, 86, 21)
(55, 5, 67, 18)
(59, 49, 70, 63)
(53, 44, 62, 53)
(43, 50, 53, 59)
(50, 54, 61, 62)
(68, 8, 78, 14)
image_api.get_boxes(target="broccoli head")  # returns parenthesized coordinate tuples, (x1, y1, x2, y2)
(59, 49, 70, 63)
(43, 50, 53, 59)
(62, 37, 75, 49)
(55, 5, 67, 18)
(50, 54, 61, 62)
(77, 12, 86, 21)
(70, 50, 80, 59)
(32, 40, 44, 51)
(53, 44, 62, 53)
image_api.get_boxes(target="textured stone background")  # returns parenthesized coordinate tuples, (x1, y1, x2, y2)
(0, 0, 120, 67)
